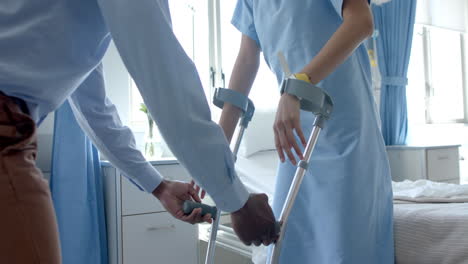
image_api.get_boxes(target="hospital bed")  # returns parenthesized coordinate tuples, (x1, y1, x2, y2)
(201, 149, 468, 264)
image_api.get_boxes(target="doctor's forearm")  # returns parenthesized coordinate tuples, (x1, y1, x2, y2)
(299, 0, 373, 84)
(220, 35, 260, 142)
(97, 0, 249, 212)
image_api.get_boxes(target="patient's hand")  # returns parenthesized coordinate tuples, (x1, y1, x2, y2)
(153, 180, 212, 224)
(274, 93, 307, 166)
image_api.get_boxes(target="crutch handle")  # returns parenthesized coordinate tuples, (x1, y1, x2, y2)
(183, 201, 218, 220)
(213, 88, 255, 128)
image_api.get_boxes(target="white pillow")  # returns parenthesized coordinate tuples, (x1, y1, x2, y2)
(237, 108, 277, 158)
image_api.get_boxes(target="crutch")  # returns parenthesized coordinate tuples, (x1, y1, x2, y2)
(183, 87, 255, 264)
(268, 75, 334, 263)
(184, 77, 333, 263)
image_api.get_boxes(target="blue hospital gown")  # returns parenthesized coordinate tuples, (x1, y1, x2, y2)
(232, 0, 395, 263)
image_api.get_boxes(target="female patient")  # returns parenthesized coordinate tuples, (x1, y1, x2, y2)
(219, 0, 394, 263)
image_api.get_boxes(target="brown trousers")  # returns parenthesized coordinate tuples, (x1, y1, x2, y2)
(0, 93, 61, 263)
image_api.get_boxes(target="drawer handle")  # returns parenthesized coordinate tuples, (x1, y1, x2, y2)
(146, 224, 175, 232)
(437, 155, 449, 160)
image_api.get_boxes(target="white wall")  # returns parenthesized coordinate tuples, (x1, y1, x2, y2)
(102, 42, 131, 126)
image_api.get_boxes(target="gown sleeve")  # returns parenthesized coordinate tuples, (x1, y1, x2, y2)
(330, 0, 371, 19)
(231, 0, 261, 48)
(329, 0, 344, 18)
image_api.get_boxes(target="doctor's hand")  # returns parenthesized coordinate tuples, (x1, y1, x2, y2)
(231, 193, 278, 246)
(153, 180, 212, 224)
(190, 180, 206, 200)
(274, 93, 307, 165)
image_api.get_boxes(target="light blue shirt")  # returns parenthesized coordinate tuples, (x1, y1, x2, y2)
(0, 0, 248, 212)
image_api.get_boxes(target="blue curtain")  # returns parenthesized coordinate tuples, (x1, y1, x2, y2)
(372, 0, 417, 145)
(50, 101, 108, 264)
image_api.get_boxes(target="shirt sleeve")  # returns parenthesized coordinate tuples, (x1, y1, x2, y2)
(231, 0, 261, 48)
(96, 0, 249, 213)
(68, 65, 163, 193)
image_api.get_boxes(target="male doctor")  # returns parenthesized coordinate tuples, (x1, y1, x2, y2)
(0, 0, 278, 262)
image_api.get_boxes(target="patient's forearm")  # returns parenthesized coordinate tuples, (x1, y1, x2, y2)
(219, 35, 260, 142)
(300, 0, 373, 84)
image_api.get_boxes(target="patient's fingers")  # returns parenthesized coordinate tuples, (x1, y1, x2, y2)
(274, 126, 285, 163)
(294, 119, 307, 147)
(285, 122, 303, 160)
(278, 126, 296, 165)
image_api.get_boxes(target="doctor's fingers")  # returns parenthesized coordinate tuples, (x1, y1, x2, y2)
(180, 208, 204, 224)
(187, 184, 202, 203)
(190, 180, 206, 199)
(261, 233, 275, 246)
(262, 238, 275, 246)
(202, 213, 213, 224)
(253, 240, 262, 246)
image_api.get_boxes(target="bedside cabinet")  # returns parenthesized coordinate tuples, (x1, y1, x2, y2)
(102, 160, 198, 264)
(386, 145, 461, 184)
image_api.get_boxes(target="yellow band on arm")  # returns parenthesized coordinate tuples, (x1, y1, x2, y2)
(294, 73, 311, 83)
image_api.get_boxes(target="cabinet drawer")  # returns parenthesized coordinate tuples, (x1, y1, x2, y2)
(427, 148, 460, 182)
(386, 149, 426, 181)
(442, 179, 460, 184)
(122, 164, 192, 216)
(122, 212, 197, 264)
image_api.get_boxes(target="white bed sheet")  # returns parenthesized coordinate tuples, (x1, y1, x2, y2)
(394, 203, 468, 264)
(234, 152, 468, 264)
(235, 150, 278, 199)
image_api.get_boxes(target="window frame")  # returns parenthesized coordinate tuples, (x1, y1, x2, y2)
(417, 24, 468, 124)
(129, 0, 221, 131)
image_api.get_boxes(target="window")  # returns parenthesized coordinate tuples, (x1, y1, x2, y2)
(126, 0, 282, 159)
(218, 1, 279, 112)
(407, 24, 468, 124)
(127, 0, 211, 158)
(130, 0, 210, 130)
(129, 0, 279, 134)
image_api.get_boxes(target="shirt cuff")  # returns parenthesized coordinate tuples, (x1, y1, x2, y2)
(129, 163, 164, 193)
(209, 174, 250, 213)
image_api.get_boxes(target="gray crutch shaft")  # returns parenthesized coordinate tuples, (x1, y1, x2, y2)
(184, 88, 255, 264)
(205, 210, 222, 264)
(269, 117, 323, 264)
